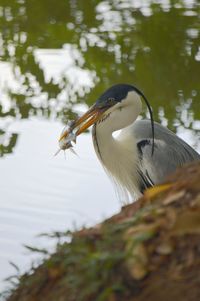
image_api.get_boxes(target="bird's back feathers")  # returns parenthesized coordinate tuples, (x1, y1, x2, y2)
(129, 120, 200, 192)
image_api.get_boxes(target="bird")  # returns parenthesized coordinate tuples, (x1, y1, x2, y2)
(59, 84, 200, 202)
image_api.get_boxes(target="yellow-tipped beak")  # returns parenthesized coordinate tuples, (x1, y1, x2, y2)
(59, 105, 106, 142)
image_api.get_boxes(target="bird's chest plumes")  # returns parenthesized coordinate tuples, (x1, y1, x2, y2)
(92, 124, 141, 202)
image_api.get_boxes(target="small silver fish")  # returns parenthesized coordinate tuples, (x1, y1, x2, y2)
(54, 121, 77, 156)
(59, 131, 76, 150)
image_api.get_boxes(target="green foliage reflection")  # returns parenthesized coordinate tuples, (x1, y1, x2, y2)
(0, 0, 199, 156)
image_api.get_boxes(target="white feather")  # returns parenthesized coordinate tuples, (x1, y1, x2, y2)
(92, 91, 143, 203)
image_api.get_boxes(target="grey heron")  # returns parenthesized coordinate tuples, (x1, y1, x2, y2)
(59, 84, 200, 201)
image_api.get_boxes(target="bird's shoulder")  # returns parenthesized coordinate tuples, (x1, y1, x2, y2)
(133, 120, 199, 158)
(121, 119, 200, 187)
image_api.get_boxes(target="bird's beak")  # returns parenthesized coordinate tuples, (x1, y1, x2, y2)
(59, 104, 106, 142)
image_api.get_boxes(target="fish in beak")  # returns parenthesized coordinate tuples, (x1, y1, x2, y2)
(57, 104, 107, 153)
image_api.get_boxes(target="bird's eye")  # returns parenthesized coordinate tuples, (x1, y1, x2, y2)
(108, 97, 115, 102)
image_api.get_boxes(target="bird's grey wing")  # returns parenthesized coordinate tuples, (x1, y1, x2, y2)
(132, 120, 200, 193)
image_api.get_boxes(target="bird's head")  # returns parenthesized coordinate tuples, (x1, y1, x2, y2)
(59, 84, 154, 151)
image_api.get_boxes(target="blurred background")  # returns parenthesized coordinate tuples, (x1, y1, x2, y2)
(0, 0, 199, 293)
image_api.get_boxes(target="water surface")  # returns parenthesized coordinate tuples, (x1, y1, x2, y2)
(0, 0, 200, 293)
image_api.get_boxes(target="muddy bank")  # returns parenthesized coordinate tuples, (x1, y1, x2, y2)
(6, 162, 200, 301)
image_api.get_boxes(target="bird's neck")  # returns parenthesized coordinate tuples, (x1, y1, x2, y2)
(92, 123, 141, 202)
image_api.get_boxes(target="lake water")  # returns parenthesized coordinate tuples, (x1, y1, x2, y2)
(0, 0, 200, 293)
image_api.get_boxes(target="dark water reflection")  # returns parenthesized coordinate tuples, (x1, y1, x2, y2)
(0, 0, 199, 154)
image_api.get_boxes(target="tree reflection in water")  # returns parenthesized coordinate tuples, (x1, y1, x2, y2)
(0, 0, 199, 156)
